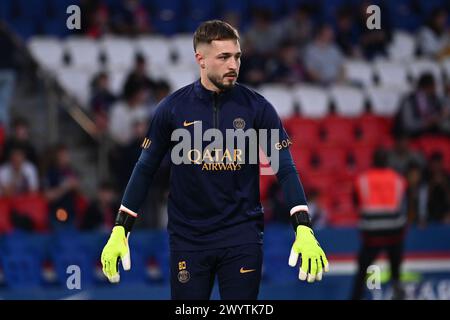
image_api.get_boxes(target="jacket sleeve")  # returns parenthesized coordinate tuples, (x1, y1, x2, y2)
(120, 99, 173, 215)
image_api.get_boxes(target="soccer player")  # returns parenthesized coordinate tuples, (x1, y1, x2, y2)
(101, 20, 329, 300)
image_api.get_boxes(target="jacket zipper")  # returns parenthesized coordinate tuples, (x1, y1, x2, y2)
(213, 93, 219, 129)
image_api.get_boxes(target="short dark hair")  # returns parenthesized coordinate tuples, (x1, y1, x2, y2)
(193, 20, 239, 52)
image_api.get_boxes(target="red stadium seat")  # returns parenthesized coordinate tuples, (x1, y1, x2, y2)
(291, 147, 313, 173)
(283, 117, 320, 148)
(314, 146, 349, 172)
(325, 191, 358, 227)
(349, 146, 375, 173)
(0, 197, 12, 234)
(415, 136, 450, 171)
(10, 193, 49, 232)
(354, 114, 391, 145)
(320, 116, 356, 146)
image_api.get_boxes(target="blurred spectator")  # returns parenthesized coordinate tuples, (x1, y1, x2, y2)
(43, 144, 81, 229)
(0, 146, 39, 196)
(422, 152, 450, 224)
(418, 8, 450, 59)
(2, 117, 38, 165)
(351, 148, 407, 300)
(80, 181, 119, 231)
(303, 24, 345, 85)
(268, 41, 305, 85)
(306, 189, 328, 229)
(109, 83, 149, 145)
(0, 26, 18, 128)
(90, 72, 117, 135)
(111, 0, 152, 35)
(81, 0, 111, 38)
(238, 46, 269, 87)
(335, 7, 361, 57)
(404, 162, 428, 225)
(394, 73, 450, 137)
(387, 134, 425, 175)
(243, 9, 281, 56)
(357, 1, 392, 60)
(113, 118, 148, 191)
(123, 54, 158, 104)
(275, 4, 315, 50)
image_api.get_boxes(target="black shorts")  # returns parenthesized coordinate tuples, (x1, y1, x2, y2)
(170, 243, 263, 300)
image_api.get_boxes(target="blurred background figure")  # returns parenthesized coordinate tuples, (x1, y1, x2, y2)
(421, 152, 450, 224)
(43, 144, 80, 230)
(351, 149, 408, 300)
(394, 73, 450, 137)
(418, 8, 450, 59)
(0, 146, 38, 196)
(387, 134, 425, 175)
(108, 83, 149, 146)
(80, 181, 119, 231)
(303, 24, 344, 85)
(89, 71, 117, 137)
(2, 117, 38, 165)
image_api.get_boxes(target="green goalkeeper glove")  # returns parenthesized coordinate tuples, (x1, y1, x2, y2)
(288, 212, 329, 283)
(101, 209, 136, 283)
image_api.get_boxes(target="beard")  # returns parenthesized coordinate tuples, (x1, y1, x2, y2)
(207, 71, 238, 91)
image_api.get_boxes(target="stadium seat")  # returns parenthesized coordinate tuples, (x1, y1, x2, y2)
(101, 37, 136, 71)
(330, 85, 365, 117)
(16, 0, 47, 19)
(283, 117, 321, 147)
(170, 34, 197, 68)
(325, 190, 358, 227)
(387, 31, 417, 61)
(1, 253, 42, 288)
(0, 197, 12, 234)
(135, 36, 173, 69)
(108, 69, 129, 97)
(64, 37, 101, 71)
(163, 65, 198, 92)
(28, 37, 64, 72)
(290, 147, 313, 173)
(415, 136, 450, 171)
(292, 85, 330, 119)
(259, 85, 295, 119)
(10, 194, 49, 232)
(374, 61, 410, 91)
(354, 113, 392, 145)
(320, 116, 356, 145)
(349, 145, 375, 172)
(314, 146, 349, 173)
(184, 0, 217, 32)
(56, 67, 93, 107)
(343, 59, 374, 88)
(366, 86, 403, 116)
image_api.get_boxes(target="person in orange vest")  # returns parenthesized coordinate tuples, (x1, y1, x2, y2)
(351, 148, 408, 300)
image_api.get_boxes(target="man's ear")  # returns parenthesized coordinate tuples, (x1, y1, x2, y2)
(195, 52, 205, 69)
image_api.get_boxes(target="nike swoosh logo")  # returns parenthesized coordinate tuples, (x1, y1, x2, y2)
(240, 267, 256, 274)
(183, 120, 200, 127)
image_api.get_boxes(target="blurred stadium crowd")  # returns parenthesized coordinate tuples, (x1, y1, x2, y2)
(0, 0, 449, 237)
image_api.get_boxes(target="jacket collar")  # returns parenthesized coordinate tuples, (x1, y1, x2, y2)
(193, 79, 235, 102)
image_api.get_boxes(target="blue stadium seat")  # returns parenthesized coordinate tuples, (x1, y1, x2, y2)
(1, 253, 42, 288)
(183, 0, 217, 32)
(6, 19, 37, 40)
(16, 0, 47, 19)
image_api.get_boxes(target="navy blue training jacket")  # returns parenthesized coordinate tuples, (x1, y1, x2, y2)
(121, 80, 308, 250)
